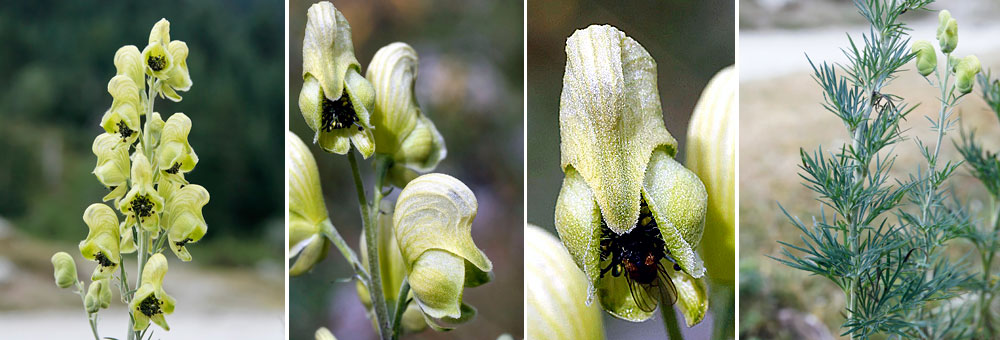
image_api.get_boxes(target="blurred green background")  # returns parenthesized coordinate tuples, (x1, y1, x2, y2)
(0, 0, 284, 338)
(287, 1, 523, 339)
(739, 0, 1000, 338)
(527, 0, 734, 338)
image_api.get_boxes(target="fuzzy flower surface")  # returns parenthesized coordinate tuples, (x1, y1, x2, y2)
(79, 203, 121, 281)
(287, 131, 332, 275)
(554, 24, 708, 323)
(129, 253, 176, 331)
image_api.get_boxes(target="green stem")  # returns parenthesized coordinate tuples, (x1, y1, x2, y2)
(348, 151, 392, 339)
(319, 219, 369, 283)
(131, 224, 147, 340)
(390, 280, 411, 340)
(661, 305, 684, 340)
(76, 281, 101, 340)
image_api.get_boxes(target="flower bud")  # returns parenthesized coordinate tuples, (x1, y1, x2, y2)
(912, 40, 937, 77)
(937, 10, 958, 53)
(956, 55, 981, 94)
(299, 1, 376, 157)
(79, 203, 121, 281)
(288, 131, 331, 275)
(366, 42, 447, 187)
(394, 174, 492, 319)
(129, 253, 176, 331)
(51, 252, 78, 289)
(315, 327, 337, 340)
(525, 224, 604, 340)
(85, 280, 103, 313)
(686, 66, 736, 285)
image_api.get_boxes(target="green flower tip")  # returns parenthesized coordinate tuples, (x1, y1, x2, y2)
(956, 55, 981, 94)
(912, 40, 937, 77)
(686, 66, 736, 285)
(51, 252, 78, 289)
(394, 173, 492, 320)
(525, 224, 605, 340)
(287, 131, 331, 276)
(555, 24, 708, 323)
(367, 42, 447, 187)
(300, 1, 376, 157)
(79, 203, 121, 281)
(129, 253, 176, 331)
(936, 10, 958, 53)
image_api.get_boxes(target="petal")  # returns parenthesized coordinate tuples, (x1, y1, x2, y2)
(393, 174, 492, 274)
(130, 285, 155, 330)
(367, 42, 421, 155)
(148, 18, 170, 46)
(671, 270, 709, 326)
(150, 313, 170, 331)
(553, 167, 603, 298)
(165, 40, 192, 92)
(142, 42, 174, 78)
(165, 185, 209, 261)
(119, 221, 137, 254)
(394, 114, 446, 172)
(408, 249, 465, 319)
(298, 75, 324, 134)
(349, 127, 376, 159)
(525, 225, 605, 340)
(595, 267, 654, 322)
(288, 132, 329, 225)
(318, 129, 351, 155)
(92, 133, 130, 188)
(289, 231, 329, 276)
(114, 45, 144, 87)
(302, 1, 361, 101)
(642, 149, 708, 278)
(141, 253, 169, 288)
(685, 66, 736, 284)
(559, 25, 677, 235)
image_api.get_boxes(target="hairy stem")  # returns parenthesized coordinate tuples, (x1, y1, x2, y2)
(661, 305, 684, 340)
(390, 279, 411, 340)
(319, 218, 369, 283)
(76, 281, 101, 340)
(348, 151, 392, 339)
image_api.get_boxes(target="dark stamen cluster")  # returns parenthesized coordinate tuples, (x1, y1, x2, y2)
(165, 162, 181, 174)
(94, 252, 114, 267)
(174, 238, 193, 248)
(131, 195, 155, 218)
(138, 295, 162, 317)
(147, 55, 166, 72)
(117, 121, 134, 140)
(599, 199, 679, 282)
(320, 92, 362, 132)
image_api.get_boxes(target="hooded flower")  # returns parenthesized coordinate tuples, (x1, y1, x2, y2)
(525, 224, 604, 340)
(299, 1, 376, 157)
(129, 253, 176, 331)
(115, 45, 144, 90)
(956, 55, 981, 94)
(686, 66, 736, 286)
(84, 278, 112, 313)
(100, 75, 142, 146)
(78, 203, 121, 281)
(356, 203, 427, 334)
(937, 10, 958, 54)
(393, 173, 492, 321)
(366, 42, 447, 187)
(162, 184, 209, 261)
(912, 40, 937, 77)
(554, 25, 708, 323)
(92, 133, 130, 202)
(288, 131, 332, 275)
(155, 113, 199, 183)
(119, 153, 165, 231)
(51, 252, 78, 289)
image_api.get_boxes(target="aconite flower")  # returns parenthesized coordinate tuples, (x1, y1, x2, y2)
(956, 55, 981, 94)
(554, 24, 708, 323)
(141, 19, 193, 102)
(366, 42, 447, 187)
(79, 203, 121, 281)
(129, 253, 176, 331)
(299, 1, 376, 157)
(100, 75, 142, 146)
(937, 10, 958, 54)
(686, 66, 736, 286)
(119, 153, 165, 231)
(288, 131, 331, 275)
(912, 40, 937, 77)
(393, 173, 493, 320)
(356, 203, 427, 334)
(92, 133, 130, 202)
(155, 113, 199, 183)
(115, 45, 144, 90)
(51, 252, 78, 289)
(162, 184, 209, 261)
(525, 224, 604, 340)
